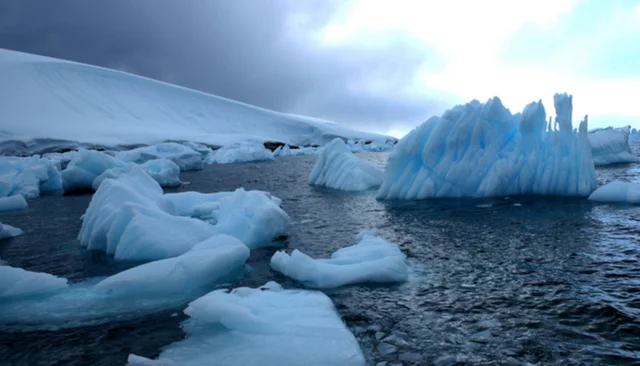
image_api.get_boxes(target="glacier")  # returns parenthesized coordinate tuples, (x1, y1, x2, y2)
(79, 165, 289, 260)
(0, 156, 62, 198)
(271, 231, 408, 288)
(0, 195, 28, 212)
(127, 282, 365, 366)
(308, 138, 384, 191)
(0, 48, 394, 156)
(588, 126, 639, 166)
(0, 221, 24, 240)
(377, 94, 597, 199)
(205, 141, 275, 165)
(588, 181, 640, 204)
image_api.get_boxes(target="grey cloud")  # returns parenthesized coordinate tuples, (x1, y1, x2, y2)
(0, 0, 441, 132)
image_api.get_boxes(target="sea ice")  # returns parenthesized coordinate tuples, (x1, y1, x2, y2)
(61, 149, 118, 192)
(377, 93, 597, 199)
(116, 143, 203, 171)
(92, 159, 181, 189)
(205, 141, 274, 164)
(588, 126, 639, 166)
(127, 282, 365, 366)
(0, 156, 62, 197)
(0, 221, 24, 240)
(362, 140, 395, 152)
(0, 195, 28, 212)
(94, 235, 249, 295)
(0, 265, 68, 299)
(271, 231, 408, 288)
(588, 180, 640, 204)
(347, 139, 366, 153)
(308, 138, 384, 191)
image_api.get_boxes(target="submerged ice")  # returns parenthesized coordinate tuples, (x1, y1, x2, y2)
(128, 282, 365, 366)
(308, 138, 384, 191)
(377, 93, 597, 199)
(271, 231, 408, 288)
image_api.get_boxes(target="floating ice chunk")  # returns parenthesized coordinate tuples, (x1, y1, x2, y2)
(308, 138, 384, 191)
(0, 195, 27, 212)
(95, 235, 249, 295)
(271, 231, 407, 288)
(128, 282, 365, 366)
(92, 159, 181, 189)
(377, 94, 597, 199)
(362, 140, 394, 152)
(116, 143, 203, 171)
(180, 141, 215, 159)
(211, 188, 289, 249)
(588, 126, 639, 166)
(0, 221, 24, 240)
(0, 265, 68, 299)
(61, 149, 118, 192)
(588, 180, 640, 204)
(78, 165, 172, 253)
(205, 141, 274, 164)
(80, 165, 289, 259)
(273, 144, 318, 157)
(0, 156, 62, 197)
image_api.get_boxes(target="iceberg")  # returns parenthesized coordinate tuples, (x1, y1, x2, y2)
(377, 94, 597, 199)
(271, 231, 408, 288)
(0, 195, 28, 212)
(92, 159, 181, 189)
(61, 149, 118, 192)
(588, 126, 639, 166)
(0, 221, 24, 240)
(0, 156, 62, 198)
(588, 180, 640, 204)
(308, 138, 384, 191)
(116, 143, 203, 171)
(94, 235, 249, 295)
(128, 282, 365, 366)
(0, 265, 68, 299)
(205, 141, 274, 164)
(0, 48, 394, 156)
(79, 165, 289, 260)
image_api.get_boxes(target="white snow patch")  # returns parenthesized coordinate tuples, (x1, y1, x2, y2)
(588, 180, 640, 204)
(128, 282, 365, 366)
(308, 138, 384, 191)
(271, 231, 408, 288)
(377, 94, 597, 199)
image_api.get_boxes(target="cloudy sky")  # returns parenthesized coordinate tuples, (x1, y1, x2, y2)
(1, 0, 638, 136)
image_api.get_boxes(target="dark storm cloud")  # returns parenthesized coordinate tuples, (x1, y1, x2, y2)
(0, 0, 441, 132)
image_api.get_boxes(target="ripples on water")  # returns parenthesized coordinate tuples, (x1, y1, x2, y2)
(1, 147, 640, 365)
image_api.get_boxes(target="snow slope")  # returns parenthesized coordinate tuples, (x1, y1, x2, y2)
(377, 93, 597, 199)
(0, 49, 394, 155)
(588, 126, 639, 166)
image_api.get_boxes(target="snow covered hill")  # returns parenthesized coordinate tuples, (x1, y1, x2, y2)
(0, 49, 395, 155)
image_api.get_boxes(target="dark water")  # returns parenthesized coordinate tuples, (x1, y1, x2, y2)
(1, 149, 640, 366)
